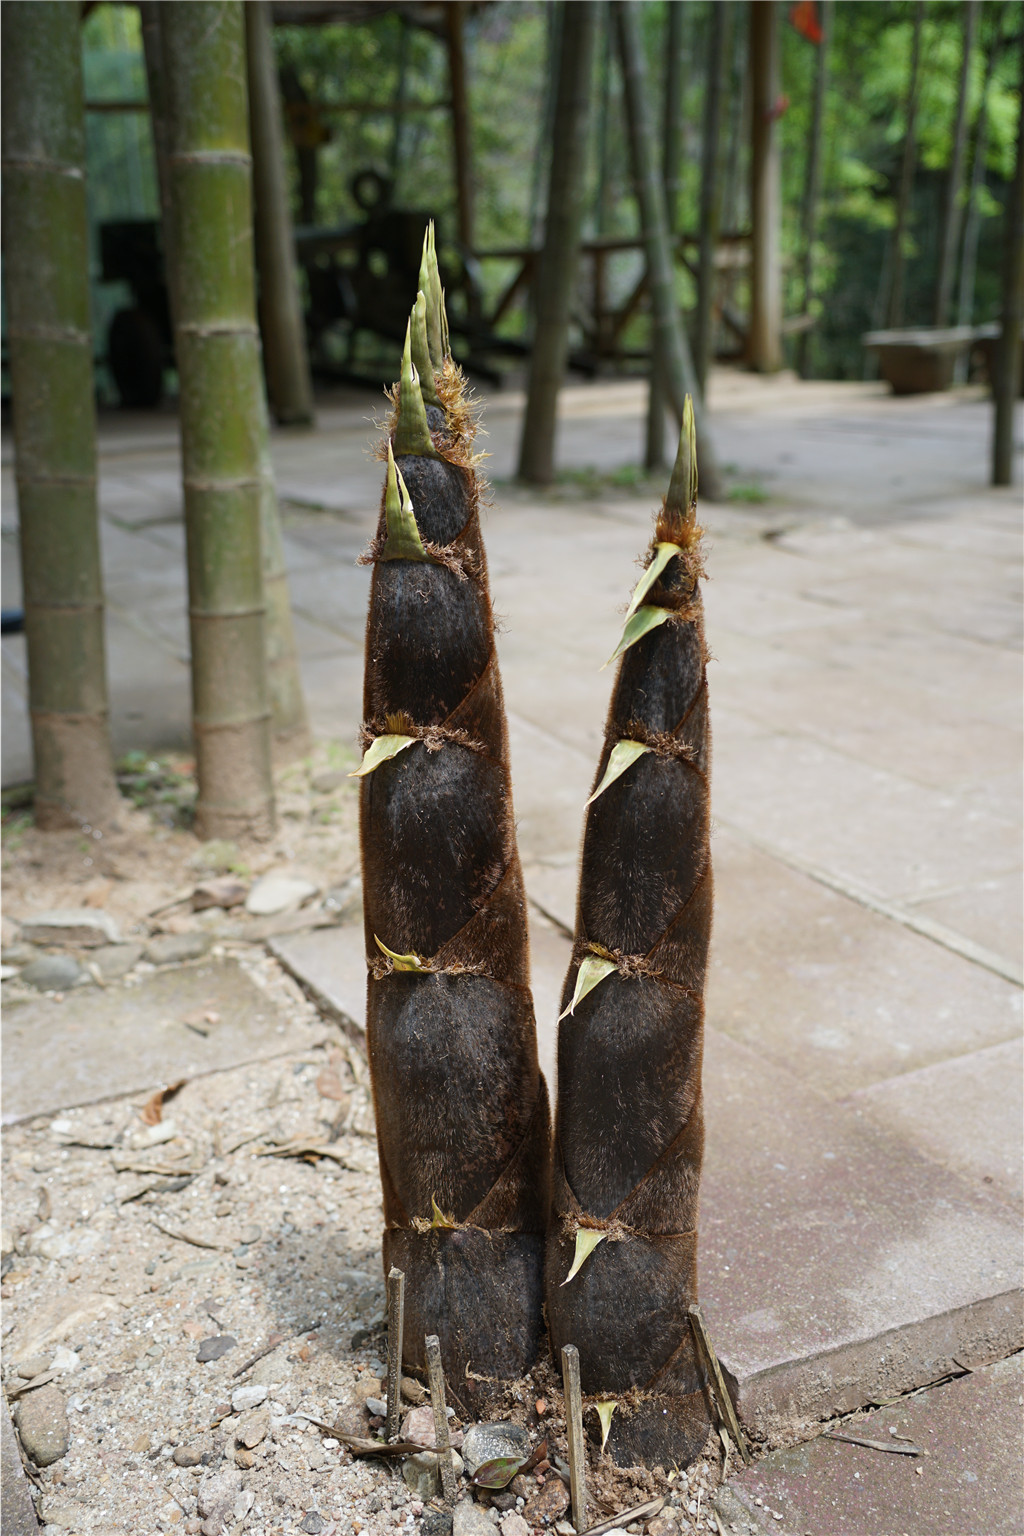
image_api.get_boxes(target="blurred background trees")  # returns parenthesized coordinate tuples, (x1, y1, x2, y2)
(68, 0, 1023, 397)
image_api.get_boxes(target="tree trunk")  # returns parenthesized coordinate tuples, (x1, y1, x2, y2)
(546, 409, 712, 1469)
(645, 0, 685, 473)
(723, 11, 749, 235)
(529, 0, 562, 244)
(886, 0, 925, 330)
(956, 16, 999, 331)
(615, 1, 721, 498)
(934, 2, 978, 326)
(160, 0, 275, 840)
(748, 0, 782, 371)
(245, 0, 315, 427)
(517, 1, 598, 486)
(1, 0, 120, 830)
(361, 267, 550, 1396)
(795, 0, 832, 378)
(992, 76, 1023, 486)
(445, 2, 474, 252)
(695, 0, 731, 395)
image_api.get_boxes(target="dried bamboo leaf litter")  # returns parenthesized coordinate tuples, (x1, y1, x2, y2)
(359, 239, 550, 1399)
(546, 403, 713, 1468)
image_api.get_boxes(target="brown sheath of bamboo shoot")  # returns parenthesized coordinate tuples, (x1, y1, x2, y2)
(360, 261, 550, 1400)
(546, 406, 712, 1467)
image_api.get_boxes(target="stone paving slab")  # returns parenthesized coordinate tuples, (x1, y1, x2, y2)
(0, 959, 322, 1124)
(847, 1038, 1024, 1210)
(717, 1353, 1024, 1536)
(699, 1027, 1023, 1442)
(704, 828, 1021, 1097)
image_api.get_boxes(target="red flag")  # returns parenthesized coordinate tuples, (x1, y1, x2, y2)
(790, 0, 823, 44)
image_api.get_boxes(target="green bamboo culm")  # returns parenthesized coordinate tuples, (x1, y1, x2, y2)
(141, 0, 309, 763)
(160, 0, 275, 838)
(1, 1, 120, 830)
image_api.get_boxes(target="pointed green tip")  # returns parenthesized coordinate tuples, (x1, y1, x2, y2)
(383, 441, 432, 561)
(393, 320, 438, 458)
(666, 395, 698, 519)
(410, 290, 440, 407)
(418, 223, 446, 371)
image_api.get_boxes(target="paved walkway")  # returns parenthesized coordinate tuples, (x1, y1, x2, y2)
(3, 370, 1022, 1524)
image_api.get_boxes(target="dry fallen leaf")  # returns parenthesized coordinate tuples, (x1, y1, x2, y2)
(316, 1070, 347, 1102)
(139, 1079, 187, 1126)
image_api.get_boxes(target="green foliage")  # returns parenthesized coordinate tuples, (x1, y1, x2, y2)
(116, 751, 196, 827)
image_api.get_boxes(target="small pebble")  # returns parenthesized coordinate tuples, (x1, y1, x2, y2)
(173, 1447, 204, 1468)
(14, 1384, 69, 1466)
(197, 1336, 238, 1363)
(230, 1384, 268, 1413)
(239, 1225, 261, 1246)
(21, 955, 85, 992)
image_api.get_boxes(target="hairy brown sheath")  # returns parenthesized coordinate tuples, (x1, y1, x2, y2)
(546, 405, 713, 1467)
(359, 243, 550, 1400)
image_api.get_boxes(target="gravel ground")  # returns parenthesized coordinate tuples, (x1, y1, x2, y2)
(2, 756, 724, 1536)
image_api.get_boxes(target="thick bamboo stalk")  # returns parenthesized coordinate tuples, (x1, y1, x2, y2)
(1, 0, 120, 830)
(245, 0, 315, 427)
(695, 0, 732, 394)
(614, 2, 721, 500)
(645, 0, 686, 472)
(795, 0, 832, 379)
(886, 1, 925, 330)
(360, 253, 550, 1399)
(547, 405, 712, 1468)
(517, 1, 598, 486)
(145, 1, 308, 761)
(992, 73, 1023, 487)
(445, 3, 474, 252)
(956, 20, 999, 332)
(748, 0, 782, 372)
(934, 2, 978, 326)
(160, 0, 274, 840)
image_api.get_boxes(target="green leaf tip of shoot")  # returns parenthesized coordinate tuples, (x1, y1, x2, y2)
(430, 1195, 457, 1228)
(594, 1400, 617, 1454)
(374, 934, 429, 972)
(410, 289, 440, 407)
(625, 541, 685, 621)
(586, 739, 651, 805)
(666, 395, 698, 521)
(392, 320, 439, 459)
(382, 443, 434, 562)
(418, 222, 446, 371)
(559, 953, 617, 1020)
(603, 605, 670, 669)
(350, 732, 416, 778)
(561, 1227, 607, 1285)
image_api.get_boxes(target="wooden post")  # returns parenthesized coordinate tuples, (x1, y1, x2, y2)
(992, 75, 1023, 487)
(517, 1, 598, 485)
(615, 1, 722, 497)
(561, 1344, 587, 1532)
(688, 1303, 751, 1464)
(424, 1334, 457, 1505)
(445, 2, 474, 252)
(748, 0, 782, 372)
(795, 0, 832, 379)
(1, 0, 120, 831)
(385, 1267, 405, 1443)
(245, 0, 315, 426)
(886, 0, 925, 330)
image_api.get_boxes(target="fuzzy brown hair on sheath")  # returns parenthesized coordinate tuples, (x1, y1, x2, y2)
(545, 401, 713, 1467)
(356, 229, 550, 1403)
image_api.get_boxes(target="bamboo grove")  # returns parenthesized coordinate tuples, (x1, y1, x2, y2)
(358, 240, 712, 1464)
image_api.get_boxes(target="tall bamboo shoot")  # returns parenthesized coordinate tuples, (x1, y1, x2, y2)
(546, 405, 712, 1468)
(360, 241, 550, 1396)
